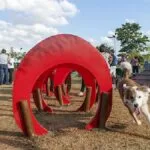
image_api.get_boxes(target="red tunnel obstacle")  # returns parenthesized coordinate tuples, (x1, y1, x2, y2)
(13, 34, 112, 136)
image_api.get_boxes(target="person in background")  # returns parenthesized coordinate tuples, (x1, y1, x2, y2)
(109, 50, 118, 88)
(77, 78, 85, 96)
(0, 49, 9, 85)
(100, 46, 111, 69)
(8, 53, 15, 84)
(78, 45, 111, 96)
(130, 56, 140, 76)
(119, 54, 127, 63)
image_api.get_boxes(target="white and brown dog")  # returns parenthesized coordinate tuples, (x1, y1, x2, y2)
(118, 61, 150, 125)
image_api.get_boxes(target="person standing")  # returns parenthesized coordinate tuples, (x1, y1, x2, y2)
(110, 50, 118, 76)
(77, 78, 85, 96)
(100, 47, 111, 69)
(0, 49, 9, 85)
(131, 56, 140, 76)
(119, 54, 127, 63)
(8, 53, 15, 84)
(110, 50, 118, 88)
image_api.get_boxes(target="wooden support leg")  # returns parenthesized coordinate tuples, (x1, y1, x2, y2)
(46, 78, 50, 96)
(62, 84, 67, 96)
(32, 88, 43, 111)
(99, 92, 109, 129)
(19, 100, 34, 137)
(57, 85, 63, 106)
(84, 86, 92, 112)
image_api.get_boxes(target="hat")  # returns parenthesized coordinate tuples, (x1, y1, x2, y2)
(1, 49, 6, 53)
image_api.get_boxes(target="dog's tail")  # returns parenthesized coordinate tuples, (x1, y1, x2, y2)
(120, 61, 132, 79)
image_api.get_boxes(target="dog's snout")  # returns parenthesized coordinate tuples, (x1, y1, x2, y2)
(134, 104, 138, 108)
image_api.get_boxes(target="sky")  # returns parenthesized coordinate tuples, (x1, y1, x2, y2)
(0, 0, 150, 53)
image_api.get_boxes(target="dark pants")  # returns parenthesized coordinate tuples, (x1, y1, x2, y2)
(8, 68, 14, 83)
(50, 79, 54, 92)
(132, 66, 139, 75)
(0, 64, 9, 85)
(80, 78, 85, 92)
(65, 74, 71, 92)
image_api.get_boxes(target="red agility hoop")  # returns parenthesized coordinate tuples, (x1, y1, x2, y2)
(13, 34, 112, 135)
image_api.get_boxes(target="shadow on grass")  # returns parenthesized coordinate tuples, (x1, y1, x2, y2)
(34, 111, 93, 132)
(0, 87, 12, 94)
(0, 130, 23, 137)
(0, 108, 12, 112)
(0, 130, 35, 150)
(107, 123, 150, 140)
(0, 95, 12, 101)
(0, 114, 13, 117)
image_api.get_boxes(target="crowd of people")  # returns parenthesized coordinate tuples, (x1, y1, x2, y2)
(77, 45, 141, 96)
(0, 49, 15, 85)
(0, 46, 141, 93)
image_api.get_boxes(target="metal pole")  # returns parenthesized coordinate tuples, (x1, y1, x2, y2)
(108, 35, 116, 55)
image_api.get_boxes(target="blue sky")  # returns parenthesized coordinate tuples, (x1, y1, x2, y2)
(0, 0, 150, 51)
(59, 0, 150, 45)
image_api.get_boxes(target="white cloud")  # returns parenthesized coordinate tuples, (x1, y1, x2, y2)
(0, 0, 78, 51)
(146, 30, 150, 37)
(125, 19, 136, 24)
(108, 30, 115, 36)
(0, 0, 79, 26)
(145, 31, 150, 46)
(100, 36, 114, 47)
(0, 20, 59, 51)
(88, 35, 114, 47)
(88, 38, 98, 46)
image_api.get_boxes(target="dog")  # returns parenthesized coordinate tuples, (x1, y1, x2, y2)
(118, 61, 150, 125)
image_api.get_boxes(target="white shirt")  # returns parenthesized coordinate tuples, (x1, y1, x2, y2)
(8, 57, 15, 69)
(101, 52, 110, 68)
(0, 53, 8, 64)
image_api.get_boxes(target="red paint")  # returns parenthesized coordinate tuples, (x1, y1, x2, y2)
(13, 34, 112, 136)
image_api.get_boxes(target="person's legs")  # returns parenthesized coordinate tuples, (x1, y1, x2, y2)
(78, 78, 85, 96)
(8, 68, 14, 83)
(110, 66, 117, 88)
(80, 78, 85, 92)
(50, 79, 54, 92)
(3, 64, 9, 84)
(135, 66, 139, 74)
(132, 66, 136, 76)
(65, 74, 71, 93)
(0, 64, 4, 85)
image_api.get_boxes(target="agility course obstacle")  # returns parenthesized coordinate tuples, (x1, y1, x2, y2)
(13, 34, 112, 136)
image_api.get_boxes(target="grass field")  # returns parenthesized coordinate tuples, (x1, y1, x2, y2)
(0, 77, 150, 150)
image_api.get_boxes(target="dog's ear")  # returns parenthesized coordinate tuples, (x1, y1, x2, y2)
(123, 84, 129, 89)
(139, 86, 150, 94)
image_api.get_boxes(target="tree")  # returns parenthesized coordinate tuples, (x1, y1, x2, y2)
(115, 22, 149, 53)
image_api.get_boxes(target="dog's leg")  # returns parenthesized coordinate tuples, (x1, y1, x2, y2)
(127, 107, 142, 125)
(141, 104, 150, 123)
(132, 112, 142, 125)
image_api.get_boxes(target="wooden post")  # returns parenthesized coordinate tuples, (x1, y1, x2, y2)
(32, 88, 43, 111)
(46, 78, 50, 96)
(84, 86, 92, 112)
(99, 92, 109, 129)
(57, 85, 63, 106)
(62, 84, 67, 96)
(66, 75, 71, 93)
(19, 100, 34, 137)
(96, 88, 101, 103)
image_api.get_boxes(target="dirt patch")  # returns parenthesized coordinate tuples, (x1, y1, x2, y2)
(0, 78, 150, 150)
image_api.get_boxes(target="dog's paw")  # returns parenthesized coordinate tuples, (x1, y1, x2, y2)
(137, 120, 142, 125)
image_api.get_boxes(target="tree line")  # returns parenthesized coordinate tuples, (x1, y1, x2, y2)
(96, 22, 150, 62)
